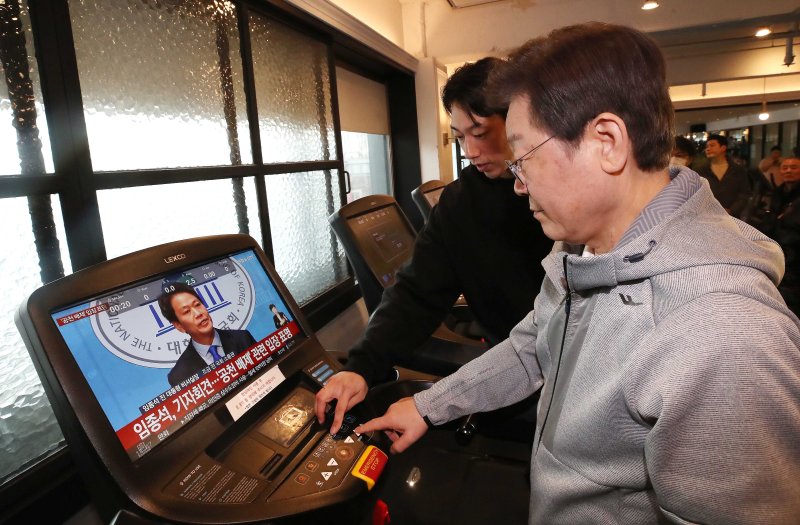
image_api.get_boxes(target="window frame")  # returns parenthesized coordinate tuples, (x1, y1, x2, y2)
(0, 0, 357, 314)
(0, 0, 423, 520)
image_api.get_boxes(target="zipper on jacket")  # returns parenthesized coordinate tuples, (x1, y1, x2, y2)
(537, 255, 572, 448)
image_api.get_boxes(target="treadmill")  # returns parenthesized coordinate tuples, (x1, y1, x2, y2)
(15, 234, 530, 525)
(411, 180, 447, 223)
(329, 195, 489, 376)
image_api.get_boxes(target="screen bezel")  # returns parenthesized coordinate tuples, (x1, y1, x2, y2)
(18, 235, 320, 475)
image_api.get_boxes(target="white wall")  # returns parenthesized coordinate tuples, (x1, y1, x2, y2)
(436, 65, 454, 182)
(327, 0, 405, 48)
(415, 57, 445, 182)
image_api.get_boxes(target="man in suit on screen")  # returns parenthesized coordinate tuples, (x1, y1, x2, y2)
(159, 282, 256, 387)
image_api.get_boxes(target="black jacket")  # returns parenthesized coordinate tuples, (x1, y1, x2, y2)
(345, 165, 552, 385)
(696, 162, 750, 216)
(774, 183, 800, 316)
(167, 329, 256, 387)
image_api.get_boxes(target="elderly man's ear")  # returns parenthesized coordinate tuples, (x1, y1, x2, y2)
(588, 113, 629, 175)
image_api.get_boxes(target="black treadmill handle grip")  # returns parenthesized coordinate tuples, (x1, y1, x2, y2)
(455, 413, 479, 446)
(109, 509, 167, 525)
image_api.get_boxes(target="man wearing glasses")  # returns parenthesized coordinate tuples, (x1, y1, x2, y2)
(315, 58, 552, 434)
(356, 23, 800, 524)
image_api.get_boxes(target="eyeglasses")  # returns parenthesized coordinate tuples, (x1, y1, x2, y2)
(505, 136, 554, 187)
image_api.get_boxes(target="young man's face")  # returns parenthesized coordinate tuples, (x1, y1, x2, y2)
(505, 95, 615, 246)
(705, 140, 726, 159)
(170, 292, 214, 344)
(450, 103, 513, 179)
(781, 158, 800, 183)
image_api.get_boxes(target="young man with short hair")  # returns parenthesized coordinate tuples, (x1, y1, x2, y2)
(315, 58, 551, 433)
(356, 23, 800, 524)
(697, 133, 750, 215)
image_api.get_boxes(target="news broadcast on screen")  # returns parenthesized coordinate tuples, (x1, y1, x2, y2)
(51, 248, 305, 461)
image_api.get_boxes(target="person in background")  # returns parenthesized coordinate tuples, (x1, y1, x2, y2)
(270, 304, 290, 328)
(758, 145, 784, 188)
(355, 23, 800, 524)
(670, 136, 698, 170)
(773, 156, 800, 316)
(696, 133, 751, 216)
(315, 58, 552, 434)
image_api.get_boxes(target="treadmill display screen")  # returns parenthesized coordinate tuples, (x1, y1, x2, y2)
(347, 204, 414, 287)
(51, 249, 305, 461)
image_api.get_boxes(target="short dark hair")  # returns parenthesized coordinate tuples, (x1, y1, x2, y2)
(158, 282, 201, 323)
(442, 57, 507, 118)
(770, 145, 782, 153)
(707, 134, 727, 148)
(489, 23, 674, 171)
(674, 136, 696, 158)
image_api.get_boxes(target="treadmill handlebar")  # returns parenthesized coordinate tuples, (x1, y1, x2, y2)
(455, 414, 479, 446)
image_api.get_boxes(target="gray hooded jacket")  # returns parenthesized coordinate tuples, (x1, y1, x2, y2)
(414, 168, 800, 524)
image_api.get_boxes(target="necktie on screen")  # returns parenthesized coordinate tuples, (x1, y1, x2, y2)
(208, 344, 222, 361)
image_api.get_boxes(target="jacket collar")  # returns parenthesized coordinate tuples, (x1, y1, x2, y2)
(543, 168, 784, 293)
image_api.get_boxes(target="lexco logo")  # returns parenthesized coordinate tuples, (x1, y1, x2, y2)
(163, 253, 187, 264)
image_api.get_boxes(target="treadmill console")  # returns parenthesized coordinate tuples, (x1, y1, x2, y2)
(16, 235, 387, 523)
(329, 195, 420, 315)
(345, 201, 414, 288)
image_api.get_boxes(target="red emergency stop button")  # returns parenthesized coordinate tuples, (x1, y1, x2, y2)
(372, 498, 390, 525)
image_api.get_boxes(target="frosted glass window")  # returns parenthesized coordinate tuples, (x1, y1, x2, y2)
(265, 171, 348, 304)
(69, 0, 252, 170)
(98, 177, 262, 259)
(250, 14, 336, 163)
(0, 0, 54, 175)
(0, 196, 71, 482)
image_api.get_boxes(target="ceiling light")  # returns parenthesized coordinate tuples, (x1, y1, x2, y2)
(759, 103, 770, 121)
(641, 1, 659, 10)
(755, 27, 771, 38)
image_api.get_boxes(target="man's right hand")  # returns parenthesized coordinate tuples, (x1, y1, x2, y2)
(314, 371, 368, 435)
(354, 397, 428, 454)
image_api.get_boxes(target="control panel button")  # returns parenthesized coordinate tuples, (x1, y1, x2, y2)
(268, 431, 367, 502)
(335, 447, 355, 461)
(294, 473, 310, 485)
